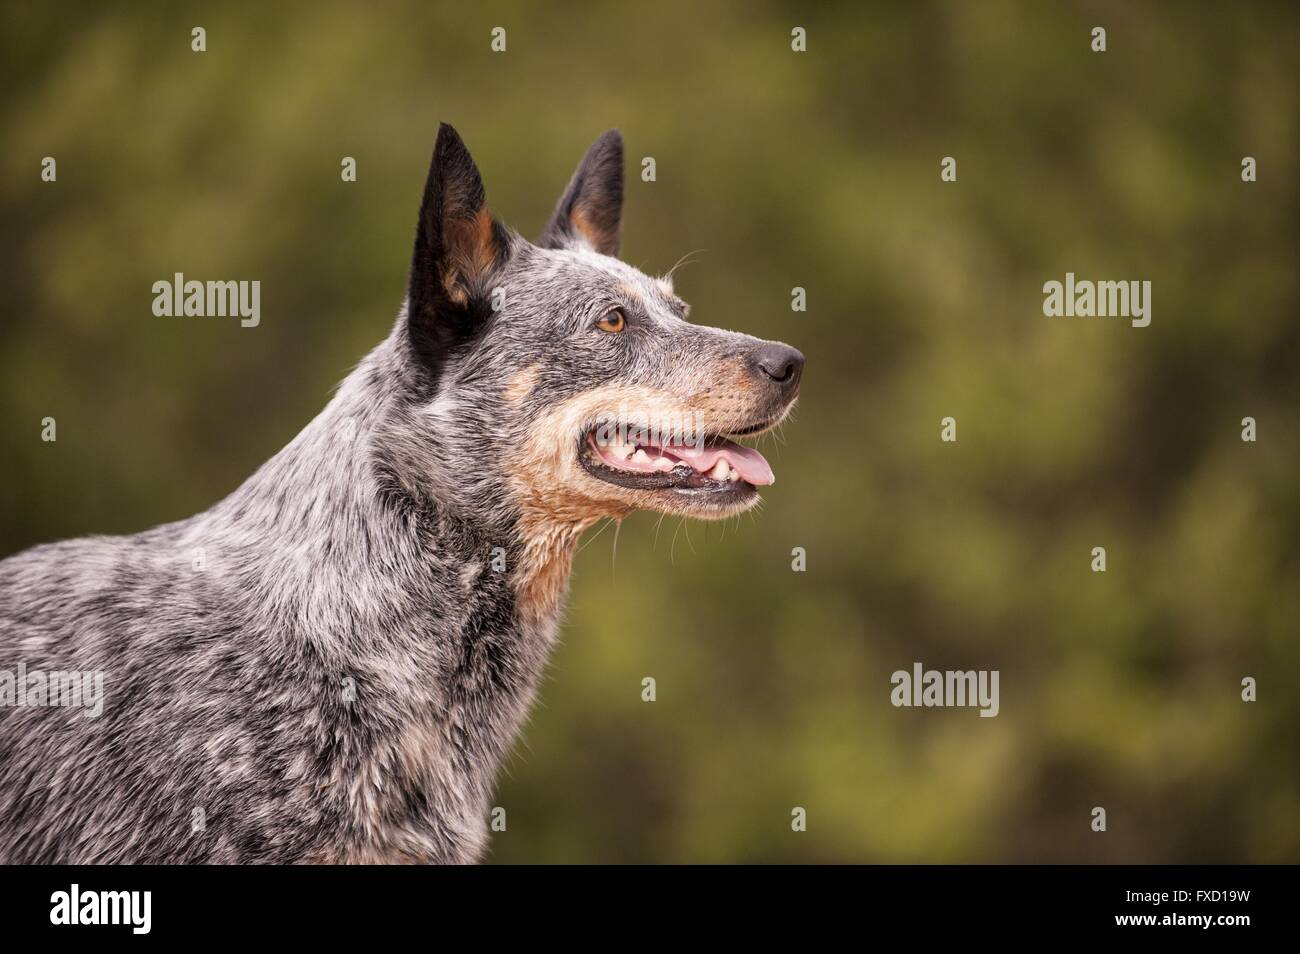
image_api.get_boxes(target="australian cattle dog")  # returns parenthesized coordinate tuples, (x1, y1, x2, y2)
(0, 125, 803, 863)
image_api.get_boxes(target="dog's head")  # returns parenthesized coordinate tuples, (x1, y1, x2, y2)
(398, 124, 803, 526)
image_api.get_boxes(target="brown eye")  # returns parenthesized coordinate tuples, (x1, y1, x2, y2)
(597, 309, 626, 333)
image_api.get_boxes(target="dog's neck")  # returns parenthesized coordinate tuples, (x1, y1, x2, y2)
(196, 331, 592, 858)
(210, 327, 590, 649)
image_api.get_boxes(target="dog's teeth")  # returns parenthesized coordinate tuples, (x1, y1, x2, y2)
(632, 449, 651, 465)
(727, 469, 741, 483)
(709, 460, 730, 481)
(601, 438, 633, 460)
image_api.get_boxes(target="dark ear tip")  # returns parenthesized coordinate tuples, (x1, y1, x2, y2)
(434, 123, 470, 159)
(595, 129, 623, 158)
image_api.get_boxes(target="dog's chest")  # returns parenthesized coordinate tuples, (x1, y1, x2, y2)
(329, 567, 564, 863)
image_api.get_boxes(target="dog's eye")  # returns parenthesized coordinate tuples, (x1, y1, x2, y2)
(596, 309, 627, 333)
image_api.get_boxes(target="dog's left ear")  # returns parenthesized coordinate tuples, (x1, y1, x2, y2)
(538, 130, 624, 257)
(408, 124, 509, 337)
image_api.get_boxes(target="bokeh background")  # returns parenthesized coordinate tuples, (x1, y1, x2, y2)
(2, 1, 1297, 862)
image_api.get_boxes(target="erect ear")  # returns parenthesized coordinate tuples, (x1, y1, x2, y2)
(538, 130, 624, 257)
(408, 124, 509, 338)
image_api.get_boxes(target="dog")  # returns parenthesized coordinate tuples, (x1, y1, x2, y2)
(0, 125, 803, 863)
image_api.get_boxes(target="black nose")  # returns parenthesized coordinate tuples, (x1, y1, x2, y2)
(753, 343, 805, 388)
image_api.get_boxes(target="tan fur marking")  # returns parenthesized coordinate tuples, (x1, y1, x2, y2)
(681, 360, 768, 421)
(512, 515, 593, 628)
(504, 371, 781, 625)
(504, 363, 541, 406)
(442, 207, 498, 299)
(307, 843, 444, 865)
(470, 207, 497, 271)
(571, 202, 618, 253)
(505, 385, 656, 625)
(444, 281, 469, 306)
(615, 281, 644, 303)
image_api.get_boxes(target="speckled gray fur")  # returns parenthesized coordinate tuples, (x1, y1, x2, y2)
(0, 126, 801, 863)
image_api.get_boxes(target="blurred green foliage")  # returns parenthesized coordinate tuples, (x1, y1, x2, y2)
(2, 1, 1297, 862)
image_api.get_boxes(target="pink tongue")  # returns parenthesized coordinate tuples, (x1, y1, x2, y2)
(667, 439, 775, 486)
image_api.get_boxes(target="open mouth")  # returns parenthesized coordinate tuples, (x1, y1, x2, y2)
(579, 422, 775, 502)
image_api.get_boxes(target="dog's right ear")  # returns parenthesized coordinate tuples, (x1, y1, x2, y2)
(407, 124, 509, 363)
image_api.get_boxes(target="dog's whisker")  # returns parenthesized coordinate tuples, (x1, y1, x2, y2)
(577, 516, 615, 555)
(665, 248, 707, 280)
(670, 517, 688, 565)
(610, 516, 623, 580)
